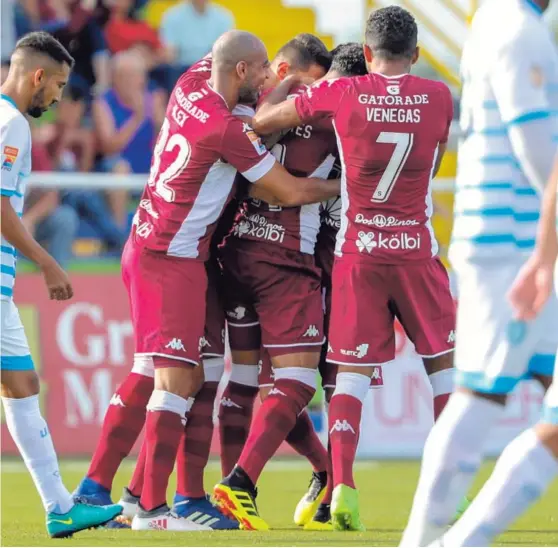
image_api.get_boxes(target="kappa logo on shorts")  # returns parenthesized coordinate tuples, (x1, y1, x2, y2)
(268, 387, 287, 397)
(327, 342, 333, 353)
(166, 338, 186, 352)
(447, 330, 456, 344)
(304, 325, 320, 337)
(330, 419, 356, 434)
(199, 336, 211, 349)
(341, 343, 369, 359)
(109, 394, 125, 407)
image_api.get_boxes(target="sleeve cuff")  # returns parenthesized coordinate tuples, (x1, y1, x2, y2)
(0, 189, 15, 197)
(242, 153, 276, 183)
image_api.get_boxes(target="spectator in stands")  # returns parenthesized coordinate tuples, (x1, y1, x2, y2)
(160, 0, 234, 74)
(93, 49, 165, 226)
(40, 0, 111, 99)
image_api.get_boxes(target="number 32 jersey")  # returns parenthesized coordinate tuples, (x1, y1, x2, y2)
(132, 59, 275, 261)
(295, 73, 453, 264)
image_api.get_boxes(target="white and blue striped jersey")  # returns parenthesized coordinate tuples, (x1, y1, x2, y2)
(450, 0, 558, 264)
(1, 94, 31, 300)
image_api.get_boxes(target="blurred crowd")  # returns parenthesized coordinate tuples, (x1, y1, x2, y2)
(1, 0, 234, 265)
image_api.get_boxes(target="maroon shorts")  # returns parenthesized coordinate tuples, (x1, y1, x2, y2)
(203, 258, 226, 358)
(327, 257, 456, 366)
(222, 240, 324, 358)
(122, 239, 206, 366)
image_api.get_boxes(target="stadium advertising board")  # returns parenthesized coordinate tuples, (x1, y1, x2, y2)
(0, 274, 545, 458)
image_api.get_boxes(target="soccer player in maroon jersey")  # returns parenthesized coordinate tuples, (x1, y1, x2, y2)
(211, 42, 375, 532)
(250, 7, 457, 531)
(76, 30, 340, 532)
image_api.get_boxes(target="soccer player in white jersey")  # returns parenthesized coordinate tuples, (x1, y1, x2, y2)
(401, 0, 558, 545)
(1, 32, 122, 538)
(433, 153, 558, 548)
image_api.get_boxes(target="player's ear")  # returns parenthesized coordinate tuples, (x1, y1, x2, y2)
(276, 61, 290, 81)
(33, 68, 45, 87)
(411, 46, 420, 66)
(236, 60, 248, 81)
(363, 43, 373, 64)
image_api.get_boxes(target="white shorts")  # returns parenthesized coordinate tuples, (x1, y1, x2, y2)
(454, 261, 557, 394)
(0, 298, 34, 370)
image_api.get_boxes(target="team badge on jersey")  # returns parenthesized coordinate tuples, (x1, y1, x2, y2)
(243, 123, 267, 155)
(2, 145, 19, 171)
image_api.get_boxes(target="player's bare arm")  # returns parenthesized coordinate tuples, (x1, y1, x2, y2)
(433, 141, 448, 177)
(252, 98, 302, 135)
(509, 153, 558, 320)
(0, 196, 72, 300)
(252, 162, 339, 206)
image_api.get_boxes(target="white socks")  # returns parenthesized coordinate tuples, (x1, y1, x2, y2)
(443, 428, 558, 547)
(400, 391, 504, 547)
(229, 363, 259, 387)
(2, 395, 73, 514)
(334, 372, 370, 403)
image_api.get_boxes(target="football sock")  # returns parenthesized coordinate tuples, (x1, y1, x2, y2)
(140, 390, 192, 512)
(400, 391, 503, 547)
(128, 438, 147, 498)
(237, 367, 316, 485)
(442, 428, 558, 547)
(328, 372, 369, 490)
(285, 409, 328, 473)
(218, 364, 259, 477)
(87, 369, 153, 490)
(2, 395, 73, 514)
(428, 369, 453, 421)
(176, 381, 219, 498)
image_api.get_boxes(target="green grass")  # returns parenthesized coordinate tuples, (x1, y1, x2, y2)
(1, 459, 557, 546)
(17, 259, 121, 275)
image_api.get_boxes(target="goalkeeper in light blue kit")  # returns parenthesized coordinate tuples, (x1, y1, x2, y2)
(401, 0, 558, 545)
(1, 32, 122, 538)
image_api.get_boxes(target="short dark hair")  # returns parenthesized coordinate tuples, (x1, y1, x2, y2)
(14, 31, 74, 68)
(365, 6, 418, 61)
(277, 34, 332, 73)
(329, 43, 368, 77)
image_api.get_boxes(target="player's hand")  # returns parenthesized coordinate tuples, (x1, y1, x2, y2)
(508, 254, 554, 321)
(40, 259, 74, 301)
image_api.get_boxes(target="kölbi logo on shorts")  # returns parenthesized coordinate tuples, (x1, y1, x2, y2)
(356, 231, 421, 253)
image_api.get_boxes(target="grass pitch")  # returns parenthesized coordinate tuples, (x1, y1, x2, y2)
(1, 459, 557, 546)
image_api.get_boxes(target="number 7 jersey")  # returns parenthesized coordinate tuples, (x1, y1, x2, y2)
(294, 73, 453, 264)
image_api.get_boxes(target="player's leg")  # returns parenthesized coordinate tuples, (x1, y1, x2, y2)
(258, 350, 330, 528)
(119, 244, 210, 532)
(1, 299, 122, 537)
(217, 249, 262, 476)
(172, 271, 238, 530)
(400, 261, 553, 547)
(440, 365, 558, 547)
(325, 260, 392, 532)
(214, 254, 325, 530)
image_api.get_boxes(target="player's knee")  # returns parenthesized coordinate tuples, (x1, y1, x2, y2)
(1, 370, 40, 399)
(533, 423, 558, 459)
(153, 360, 203, 399)
(271, 352, 320, 368)
(423, 353, 454, 376)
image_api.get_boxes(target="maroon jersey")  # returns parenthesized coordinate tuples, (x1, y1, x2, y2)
(295, 74, 453, 264)
(131, 59, 275, 261)
(230, 85, 337, 254)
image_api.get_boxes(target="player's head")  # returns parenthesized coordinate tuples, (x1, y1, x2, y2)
(212, 30, 270, 104)
(264, 34, 331, 91)
(364, 6, 419, 72)
(4, 32, 74, 118)
(327, 42, 368, 78)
